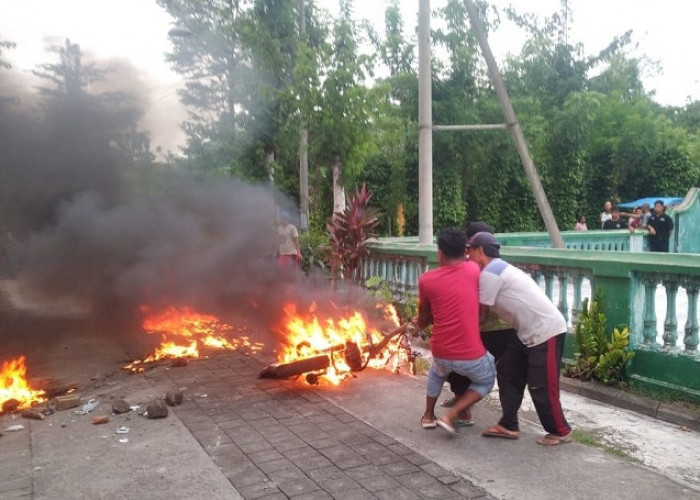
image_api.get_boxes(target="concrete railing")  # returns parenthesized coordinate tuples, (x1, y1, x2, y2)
(365, 240, 700, 403)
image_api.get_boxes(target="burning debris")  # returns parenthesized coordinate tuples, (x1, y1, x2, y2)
(261, 302, 417, 386)
(0, 356, 46, 413)
(123, 306, 264, 372)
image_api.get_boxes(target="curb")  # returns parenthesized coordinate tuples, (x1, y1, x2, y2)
(560, 377, 700, 433)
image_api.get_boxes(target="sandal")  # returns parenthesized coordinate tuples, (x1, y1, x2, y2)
(454, 419, 475, 427)
(421, 417, 437, 429)
(537, 433, 572, 446)
(436, 418, 457, 435)
(482, 424, 520, 440)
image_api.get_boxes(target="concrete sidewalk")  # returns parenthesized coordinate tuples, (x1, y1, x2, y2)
(2, 331, 699, 500)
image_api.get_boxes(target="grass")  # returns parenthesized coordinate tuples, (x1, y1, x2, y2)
(571, 429, 642, 464)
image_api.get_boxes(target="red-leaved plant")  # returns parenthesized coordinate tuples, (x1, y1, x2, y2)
(327, 183, 380, 284)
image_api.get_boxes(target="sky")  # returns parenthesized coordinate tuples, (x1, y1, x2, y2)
(1, 0, 698, 154)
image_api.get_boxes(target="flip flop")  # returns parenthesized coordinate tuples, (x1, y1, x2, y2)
(439, 397, 457, 408)
(436, 418, 457, 435)
(537, 433, 572, 446)
(454, 419, 475, 427)
(482, 424, 520, 440)
(421, 418, 437, 429)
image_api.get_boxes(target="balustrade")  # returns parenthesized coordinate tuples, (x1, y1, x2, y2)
(365, 239, 700, 402)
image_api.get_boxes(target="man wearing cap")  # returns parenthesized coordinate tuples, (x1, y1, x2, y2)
(276, 210, 301, 267)
(466, 232, 572, 445)
(441, 222, 517, 415)
(646, 200, 674, 252)
(415, 229, 495, 434)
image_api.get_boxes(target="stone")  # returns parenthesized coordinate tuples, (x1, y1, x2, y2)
(165, 390, 183, 406)
(111, 399, 131, 414)
(146, 399, 169, 419)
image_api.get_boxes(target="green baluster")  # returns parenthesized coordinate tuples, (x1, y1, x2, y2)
(558, 271, 569, 322)
(544, 271, 554, 301)
(571, 273, 584, 324)
(642, 276, 659, 346)
(684, 285, 699, 352)
(662, 280, 679, 348)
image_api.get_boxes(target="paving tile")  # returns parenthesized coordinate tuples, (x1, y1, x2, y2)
(239, 440, 275, 454)
(344, 465, 385, 480)
(394, 471, 438, 489)
(403, 452, 432, 466)
(331, 488, 377, 500)
(374, 487, 420, 500)
(378, 461, 420, 477)
(276, 478, 321, 497)
(358, 474, 402, 492)
(366, 450, 402, 466)
(237, 481, 282, 499)
(257, 457, 298, 474)
(316, 475, 362, 492)
(267, 466, 309, 484)
(307, 465, 347, 482)
(248, 449, 286, 465)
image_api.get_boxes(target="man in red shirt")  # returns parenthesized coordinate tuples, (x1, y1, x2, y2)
(417, 229, 495, 434)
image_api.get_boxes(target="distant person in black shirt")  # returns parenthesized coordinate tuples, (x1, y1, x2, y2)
(602, 207, 628, 230)
(646, 200, 674, 252)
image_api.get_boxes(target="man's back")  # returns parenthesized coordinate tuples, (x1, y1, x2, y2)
(419, 260, 484, 360)
(478, 259, 567, 347)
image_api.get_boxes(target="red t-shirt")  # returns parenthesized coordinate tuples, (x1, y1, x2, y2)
(418, 260, 486, 360)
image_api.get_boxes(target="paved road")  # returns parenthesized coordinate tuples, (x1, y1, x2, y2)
(2, 329, 699, 500)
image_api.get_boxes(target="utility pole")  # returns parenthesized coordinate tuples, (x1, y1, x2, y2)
(462, 0, 564, 248)
(298, 0, 309, 232)
(417, 0, 433, 245)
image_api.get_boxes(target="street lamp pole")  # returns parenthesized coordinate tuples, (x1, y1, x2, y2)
(417, 0, 433, 245)
(298, 0, 309, 232)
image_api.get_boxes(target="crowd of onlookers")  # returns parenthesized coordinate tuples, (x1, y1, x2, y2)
(574, 199, 674, 252)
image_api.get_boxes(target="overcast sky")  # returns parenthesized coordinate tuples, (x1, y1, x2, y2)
(1, 0, 698, 154)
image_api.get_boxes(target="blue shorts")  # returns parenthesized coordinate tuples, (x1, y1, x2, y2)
(426, 353, 495, 398)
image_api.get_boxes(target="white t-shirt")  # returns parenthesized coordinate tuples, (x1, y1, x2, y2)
(277, 223, 299, 255)
(479, 259, 567, 347)
(600, 212, 612, 228)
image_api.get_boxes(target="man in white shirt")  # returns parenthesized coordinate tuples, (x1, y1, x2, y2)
(466, 232, 572, 446)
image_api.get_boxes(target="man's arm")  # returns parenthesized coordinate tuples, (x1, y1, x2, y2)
(417, 298, 433, 328)
(479, 304, 489, 324)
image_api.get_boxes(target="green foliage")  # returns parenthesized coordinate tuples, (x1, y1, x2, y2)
(565, 290, 635, 385)
(298, 228, 330, 275)
(364, 276, 418, 324)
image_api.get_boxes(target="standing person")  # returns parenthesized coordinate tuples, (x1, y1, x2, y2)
(600, 200, 613, 228)
(466, 232, 572, 446)
(647, 200, 674, 252)
(639, 203, 652, 228)
(416, 229, 495, 434)
(574, 215, 588, 231)
(441, 222, 516, 419)
(602, 207, 628, 229)
(276, 211, 301, 267)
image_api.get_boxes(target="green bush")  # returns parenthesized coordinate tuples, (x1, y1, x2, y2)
(299, 229, 330, 275)
(564, 289, 635, 386)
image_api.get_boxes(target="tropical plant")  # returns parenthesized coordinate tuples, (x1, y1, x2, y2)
(564, 290, 635, 385)
(327, 183, 379, 284)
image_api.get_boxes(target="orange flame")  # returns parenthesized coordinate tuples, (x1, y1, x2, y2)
(0, 356, 46, 411)
(276, 302, 405, 386)
(123, 306, 263, 372)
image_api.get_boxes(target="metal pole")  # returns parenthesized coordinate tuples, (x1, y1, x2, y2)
(418, 0, 433, 245)
(298, 0, 309, 232)
(463, 0, 564, 248)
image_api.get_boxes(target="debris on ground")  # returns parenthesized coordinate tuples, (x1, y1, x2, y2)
(92, 415, 109, 425)
(111, 399, 131, 414)
(165, 390, 183, 406)
(146, 399, 168, 419)
(21, 410, 45, 420)
(54, 394, 80, 411)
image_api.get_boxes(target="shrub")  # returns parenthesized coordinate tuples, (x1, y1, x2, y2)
(564, 289, 635, 386)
